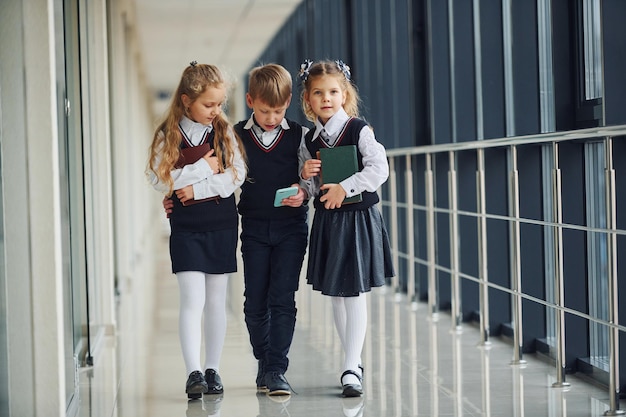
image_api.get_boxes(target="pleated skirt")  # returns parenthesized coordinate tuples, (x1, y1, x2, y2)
(169, 228, 238, 275)
(306, 205, 395, 297)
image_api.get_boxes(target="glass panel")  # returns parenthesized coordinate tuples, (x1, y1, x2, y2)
(502, 0, 515, 136)
(538, 0, 555, 133)
(584, 141, 609, 370)
(583, 0, 603, 100)
(63, 0, 87, 358)
(473, 0, 484, 140)
(54, 0, 77, 407)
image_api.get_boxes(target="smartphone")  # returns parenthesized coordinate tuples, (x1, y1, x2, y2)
(273, 186, 299, 207)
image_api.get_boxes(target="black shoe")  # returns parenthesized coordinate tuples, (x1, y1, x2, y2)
(265, 371, 292, 396)
(186, 370, 208, 399)
(341, 370, 363, 397)
(204, 369, 224, 394)
(256, 360, 267, 392)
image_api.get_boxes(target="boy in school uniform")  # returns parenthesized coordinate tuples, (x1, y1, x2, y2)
(234, 63, 309, 396)
(168, 64, 309, 396)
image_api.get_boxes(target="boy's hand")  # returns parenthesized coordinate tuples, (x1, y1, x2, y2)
(162, 196, 173, 218)
(203, 149, 219, 174)
(175, 185, 194, 204)
(319, 183, 346, 209)
(281, 184, 306, 207)
(301, 158, 321, 180)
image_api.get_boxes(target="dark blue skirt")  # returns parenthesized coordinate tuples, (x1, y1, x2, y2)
(306, 205, 394, 296)
(169, 228, 238, 274)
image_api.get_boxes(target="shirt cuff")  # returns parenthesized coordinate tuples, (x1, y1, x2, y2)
(340, 178, 359, 198)
(192, 181, 209, 200)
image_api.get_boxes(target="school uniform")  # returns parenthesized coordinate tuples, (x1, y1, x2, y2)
(153, 116, 244, 274)
(234, 115, 309, 376)
(302, 108, 394, 297)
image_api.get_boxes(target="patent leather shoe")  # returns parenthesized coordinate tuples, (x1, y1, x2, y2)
(186, 370, 208, 399)
(341, 370, 363, 397)
(204, 369, 224, 394)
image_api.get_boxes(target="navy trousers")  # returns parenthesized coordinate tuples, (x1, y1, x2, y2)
(240, 214, 308, 373)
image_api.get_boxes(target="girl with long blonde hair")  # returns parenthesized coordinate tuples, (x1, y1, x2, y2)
(147, 62, 246, 400)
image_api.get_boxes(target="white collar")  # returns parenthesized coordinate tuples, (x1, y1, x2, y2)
(243, 113, 290, 132)
(179, 116, 213, 144)
(311, 108, 350, 142)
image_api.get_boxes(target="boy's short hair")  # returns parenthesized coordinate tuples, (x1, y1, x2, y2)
(248, 64, 293, 107)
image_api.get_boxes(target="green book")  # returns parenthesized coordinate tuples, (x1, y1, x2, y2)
(318, 145, 362, 204)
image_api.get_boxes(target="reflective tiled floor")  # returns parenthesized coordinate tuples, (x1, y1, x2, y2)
(77, 237, 617, 417)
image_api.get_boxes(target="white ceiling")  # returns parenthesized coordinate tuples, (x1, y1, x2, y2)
(134, 0, 303, 118)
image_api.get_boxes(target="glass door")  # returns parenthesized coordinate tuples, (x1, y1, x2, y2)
(54, 0, 89, 409)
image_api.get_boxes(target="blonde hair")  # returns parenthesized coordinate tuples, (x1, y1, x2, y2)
(300, 60, 361, 122)
(248, 64, 293, 107)
(147, 63, 245, 195)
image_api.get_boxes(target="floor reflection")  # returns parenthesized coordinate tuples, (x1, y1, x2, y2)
(77, 253, 618, 417)
(186, 395, 222, 417)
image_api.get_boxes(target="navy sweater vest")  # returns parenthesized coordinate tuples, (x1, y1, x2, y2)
(304, 117, 379, 212)
(169, 129, 238, 232)
(236, 119, 308, 220)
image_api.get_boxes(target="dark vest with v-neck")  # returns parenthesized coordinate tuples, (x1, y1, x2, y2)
(235, 118, 308, 219)
(169, 127, 238, 232)
(304, 117, 379, 211)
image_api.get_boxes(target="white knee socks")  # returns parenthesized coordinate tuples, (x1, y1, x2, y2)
(203, 274, 228, 371)
(331, 294, 367, 385)
(177, 271, 228, 375)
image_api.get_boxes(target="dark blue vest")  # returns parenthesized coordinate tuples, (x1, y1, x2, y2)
(169, 129, 238, 232)
(236, 118, 308, 219)
(304, 117, 380, 212)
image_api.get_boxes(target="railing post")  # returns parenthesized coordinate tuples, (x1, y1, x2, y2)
(509, 145, 526, 365)
(603, 136, 624, 416)
(426, 153, 438, 319)
(550, 142, 570, 389)
(405, 154, 417, 309)
(388, 157, 400, 297)
(476, 149, 491, 346)
(449, 151, 462, 331)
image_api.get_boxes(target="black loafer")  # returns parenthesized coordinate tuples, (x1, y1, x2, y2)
(185, 370, 208, 399)
(265, 371, 292, 396)
(256, 360, 267, 392)
(341, 370, 363, 397)
(204, 369, 224, 394)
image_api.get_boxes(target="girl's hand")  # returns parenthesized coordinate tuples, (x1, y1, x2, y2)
(162, 196, 174, 218)
(175, 185, 194, 204)
(319, 183, 346, 209)
(301, 158, 322, 180)
(202, 149, 219, 174)
(281, 184, 306, 207)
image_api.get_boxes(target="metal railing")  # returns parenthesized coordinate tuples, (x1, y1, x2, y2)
(382, 124, 626, 415)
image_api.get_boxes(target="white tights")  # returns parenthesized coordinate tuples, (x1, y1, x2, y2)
(331, 293, 367, 385)
(176, 271, 228, 375)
